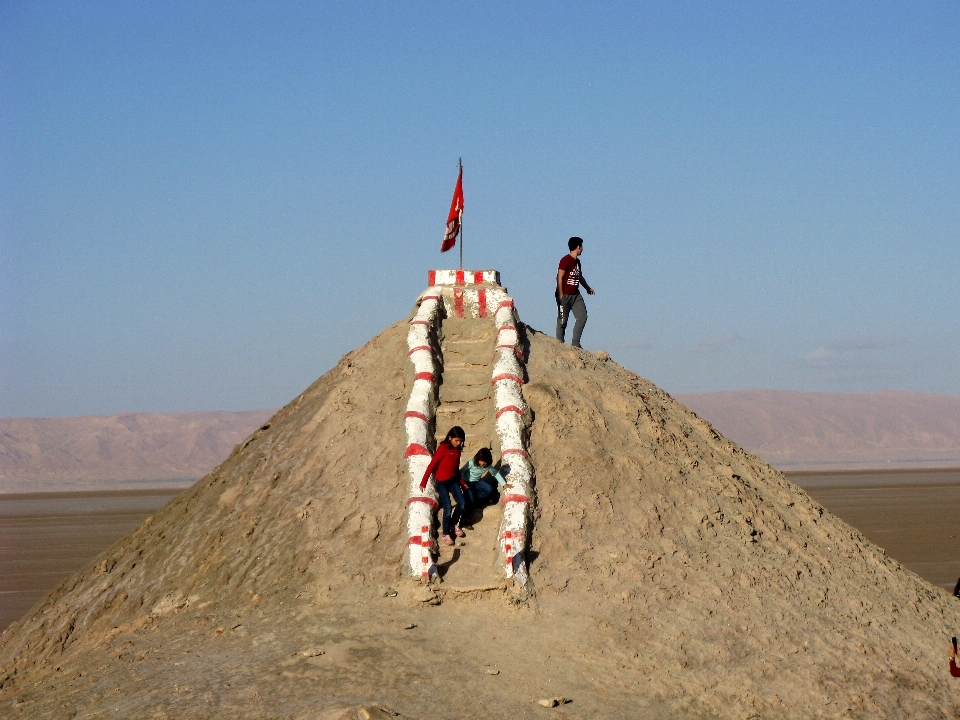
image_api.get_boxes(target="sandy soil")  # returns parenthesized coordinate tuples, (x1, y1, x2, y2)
(2, 315, 960, 719)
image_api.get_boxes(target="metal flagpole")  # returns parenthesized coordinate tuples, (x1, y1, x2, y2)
(458, 157, 463, 270)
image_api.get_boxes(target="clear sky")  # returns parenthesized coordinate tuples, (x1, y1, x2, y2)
(3, 2, 959, 417)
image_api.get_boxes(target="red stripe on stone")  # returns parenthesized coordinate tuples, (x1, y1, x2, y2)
(496, 324, 517, 334)
(404, 411, 429, 422)
(491, 373, 524, 385)
(454, 289, 465, 318)
(409, 320, 430, 327)
(499, 530, 526, 540)
(478, 289, 487, 317)
(473, 271, 484, 285)
(496, 405, 524, 419)
(407, 345, 432, 356)
(404, 443, 431, 458)
(455, 270, 465, 286)
(428, 270, 436, 286)
(501, 448, 530, 459)
(497, 300, 515, 310)
(415, 372, 436, 383)
(502, 493, 530, 504)
(422, 294, 440, 303)
(407, 496, 439, 510)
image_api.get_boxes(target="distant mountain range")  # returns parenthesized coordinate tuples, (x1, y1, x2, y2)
(0, 410, 274, 493)
(2, 390, 958, 492)
(676, 390, 960, 471)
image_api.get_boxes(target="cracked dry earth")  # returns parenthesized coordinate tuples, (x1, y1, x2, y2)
(2, 312, 960, 719)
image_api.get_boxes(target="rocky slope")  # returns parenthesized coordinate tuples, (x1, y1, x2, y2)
(1, 316, 958, 719)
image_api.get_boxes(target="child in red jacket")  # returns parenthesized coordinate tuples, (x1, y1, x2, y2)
(420, 426, 467, 546)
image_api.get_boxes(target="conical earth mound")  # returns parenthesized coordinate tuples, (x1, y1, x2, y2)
(2, 315, 959, 719)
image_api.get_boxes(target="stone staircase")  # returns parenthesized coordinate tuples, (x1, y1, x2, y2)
(433, 315, 505, 589)
(403, 270, 532, 587)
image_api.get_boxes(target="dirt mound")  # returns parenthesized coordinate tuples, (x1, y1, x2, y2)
(1, 315, 959, 719)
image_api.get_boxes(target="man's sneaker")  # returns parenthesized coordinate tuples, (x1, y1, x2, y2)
(454, 525, 466, 538)
(442, 534, 455, 546)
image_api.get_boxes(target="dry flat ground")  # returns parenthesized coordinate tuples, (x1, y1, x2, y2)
(3, 317, 960, 719)
(803, 480, 960, 592)
(0, 491, 180, 632)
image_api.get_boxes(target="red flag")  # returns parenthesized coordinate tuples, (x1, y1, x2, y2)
(441, 165, 464, 253)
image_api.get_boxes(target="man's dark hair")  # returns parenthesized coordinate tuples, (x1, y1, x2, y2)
(568, 236, 583, 252)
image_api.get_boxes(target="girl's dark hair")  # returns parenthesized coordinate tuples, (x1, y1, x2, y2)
(473, 447, 493, 465)
(443, 426, 466, 444)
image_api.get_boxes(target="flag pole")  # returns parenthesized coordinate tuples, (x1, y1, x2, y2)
(458, 157, 463, 270)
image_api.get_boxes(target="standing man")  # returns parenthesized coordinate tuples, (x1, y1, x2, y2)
(556, 236, 595, 348)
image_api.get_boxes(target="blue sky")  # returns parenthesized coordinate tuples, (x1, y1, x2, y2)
(2, 1, 958, 417)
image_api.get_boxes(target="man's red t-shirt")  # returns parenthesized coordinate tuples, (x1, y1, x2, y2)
(558, 255, 582, 295)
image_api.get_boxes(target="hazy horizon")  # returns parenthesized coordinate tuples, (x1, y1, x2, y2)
(4, 3, 959, 417)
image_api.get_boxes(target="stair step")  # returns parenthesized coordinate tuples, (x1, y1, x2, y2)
(436, 406, 487, 419)
(435, 504, 503, 588)
(440, 385, 491, 403)
(444, 352, 492, 366)
(444, 337, 491, 345)
(440, 368, 493, 387)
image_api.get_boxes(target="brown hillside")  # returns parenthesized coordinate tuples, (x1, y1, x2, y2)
(1, 316, 958, 719)
(0, 410, 275, 492)
(677, 390, 960, 471)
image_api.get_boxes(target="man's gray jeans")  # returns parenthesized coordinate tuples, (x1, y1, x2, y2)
(556, 292, 587, 347)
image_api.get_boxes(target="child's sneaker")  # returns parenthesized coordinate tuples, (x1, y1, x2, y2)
(454, 525, 466, 538)
(442, 534, 455, 546)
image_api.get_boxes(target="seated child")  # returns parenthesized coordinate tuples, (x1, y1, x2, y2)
(460, 447, 510, 515)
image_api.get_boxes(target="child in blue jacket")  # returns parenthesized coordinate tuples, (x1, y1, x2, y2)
(460, 448, 509, 519)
